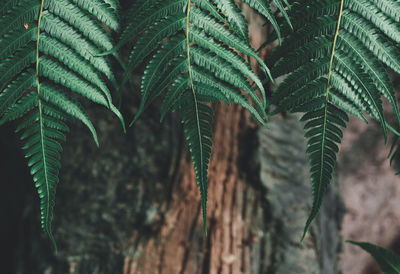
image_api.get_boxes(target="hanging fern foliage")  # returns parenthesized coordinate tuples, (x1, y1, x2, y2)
(111, 0, 291, 234)
(267, 0, 400, 240)
(348, 241, 400, 273)
(0, 0, 124, 250)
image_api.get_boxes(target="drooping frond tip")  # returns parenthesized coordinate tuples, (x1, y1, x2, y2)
(268, 0, 400, 240)
(0, 0, 123, 248)
(348, 241, 400, 273)
(121, 0, 287, 233)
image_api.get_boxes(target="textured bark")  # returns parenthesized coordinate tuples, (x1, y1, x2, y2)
(6, 102, 343, 274)
(121, 105, 344, 274)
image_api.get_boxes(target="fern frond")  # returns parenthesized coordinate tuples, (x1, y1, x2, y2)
(300, 103, 348, 239)
(70, 0, 120, 31)
(373, 0, 400, 23)
(179, 94, 213, 234)
(348, 241, 400, 273)
(214, 0, 249, 40)
(0, 0, 123, 249)
(241, 0, 280, 40)
(113, 0, 187, 54)
(120, 0, 284, 233)
(273, 0, 292, 29)
(269, 0, 400, 239)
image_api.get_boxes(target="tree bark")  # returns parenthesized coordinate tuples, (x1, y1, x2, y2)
(7, 101, 343, 273)
(121, 107, 344, 274)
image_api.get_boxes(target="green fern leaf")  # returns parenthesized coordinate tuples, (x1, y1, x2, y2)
(269, 0, 400, 239)
(300, 103, 348, 239)
(180, 93, 213, 234)
(348, 241, 400, 273)
(70, 0, 120, 31)
(118, 0, 283, 234)
(241, 0, 280, 41)
(0, 0, 124, 250)
(214, 0, 249, 40)
(373, 0, 400, 22)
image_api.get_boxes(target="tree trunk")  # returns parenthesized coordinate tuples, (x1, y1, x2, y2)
(4, 100, 343, 273)
(120, 106, 344, 274)
(3, 5, 344, 274)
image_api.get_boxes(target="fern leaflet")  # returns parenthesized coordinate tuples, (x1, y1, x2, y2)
(116, 0, 289, 234)
(268, 0, 400, 239)
(0, 0, 124, 250)
(348, 241, 400, 273)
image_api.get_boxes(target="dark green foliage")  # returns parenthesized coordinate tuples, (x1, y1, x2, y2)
(300, 103, 348, 239)
(119, 0, 290, 234)
(348, 241, 400, 273)
(0, 0, 123, 250)
(268, 0, 400, 239)
(3, 0, 400, 261)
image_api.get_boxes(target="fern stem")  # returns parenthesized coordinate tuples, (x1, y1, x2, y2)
(302, 0, 344, 242)
(35, 0, 44, 88)
(35, 0, 57, 252)
(185, 0, 207, 236)
(185, 1, 195, 94)
(326, 0, 344, 94)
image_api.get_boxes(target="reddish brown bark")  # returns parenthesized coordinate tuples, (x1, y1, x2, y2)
(122, 6, 271, 273)
(123, 104, 252, 274)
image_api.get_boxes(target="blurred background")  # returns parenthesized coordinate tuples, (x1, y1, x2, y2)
(1, 1, 400, 274)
